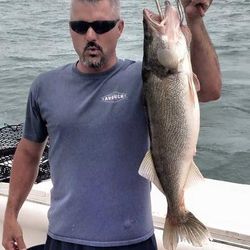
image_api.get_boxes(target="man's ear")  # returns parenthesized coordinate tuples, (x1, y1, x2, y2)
(117, 19, 124, 35)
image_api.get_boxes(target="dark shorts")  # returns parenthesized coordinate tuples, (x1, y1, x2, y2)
(36, 235, 158, 250)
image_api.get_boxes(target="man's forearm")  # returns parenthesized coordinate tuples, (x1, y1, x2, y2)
(188, 18, 222, 102)
(5, 142, 43, 218)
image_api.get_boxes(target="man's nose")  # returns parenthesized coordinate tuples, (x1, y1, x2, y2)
(85, 27, 97, 41)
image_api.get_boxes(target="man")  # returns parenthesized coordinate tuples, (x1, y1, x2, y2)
(2, 0, 221, 249)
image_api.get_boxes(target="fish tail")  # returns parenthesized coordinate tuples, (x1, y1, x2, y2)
(163, 212, 211, 250)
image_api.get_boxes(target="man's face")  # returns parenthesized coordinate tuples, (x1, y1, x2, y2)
(70, 0, 124, 73)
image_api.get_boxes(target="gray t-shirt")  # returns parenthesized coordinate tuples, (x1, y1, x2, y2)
(23, 59, 154, 247)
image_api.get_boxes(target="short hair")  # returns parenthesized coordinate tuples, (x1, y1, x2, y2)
(71, 0, 120, 19)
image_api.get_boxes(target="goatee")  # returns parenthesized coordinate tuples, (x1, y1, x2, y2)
(81, 41, 105, 69)
(81, 56, 105, 69)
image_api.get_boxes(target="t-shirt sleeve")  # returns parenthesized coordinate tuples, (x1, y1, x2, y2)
(23, 78, 48, 143)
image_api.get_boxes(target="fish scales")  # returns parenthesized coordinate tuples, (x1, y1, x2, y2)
(144, 73, 190, 207)
(139, 1, 210, 249)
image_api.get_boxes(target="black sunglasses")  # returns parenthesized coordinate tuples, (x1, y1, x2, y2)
(69, 19, 120, 35)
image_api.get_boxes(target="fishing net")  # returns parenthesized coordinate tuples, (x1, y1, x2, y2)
(0, 123, 50, 183)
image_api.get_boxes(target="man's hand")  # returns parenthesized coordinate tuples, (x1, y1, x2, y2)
(181, 0, 213, 19)
(2, 138, 46, 250)
(2, 217, 26, 250)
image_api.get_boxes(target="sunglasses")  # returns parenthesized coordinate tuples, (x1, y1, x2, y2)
(69, 19, 120, 35)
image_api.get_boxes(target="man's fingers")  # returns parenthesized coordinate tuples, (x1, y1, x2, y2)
(197, 5, 206, 16)
(191, 0, 210, 5)
(191, 0, 210, 9)
(190, 0, 211, 16)
(5, 241, 16, 250)
(15, 236, 26, 250)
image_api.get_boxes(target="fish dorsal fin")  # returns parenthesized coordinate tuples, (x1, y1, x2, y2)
(138, 150, 164, 193)
(184, 161, 204, 190)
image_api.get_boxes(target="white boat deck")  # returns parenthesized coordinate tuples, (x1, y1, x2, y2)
(0, 178, 250, 249)
(151, 178, 250, 249)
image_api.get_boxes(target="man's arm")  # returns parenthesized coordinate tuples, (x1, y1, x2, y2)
(182, 0, 222, 102)
(2, 138, 46, 250)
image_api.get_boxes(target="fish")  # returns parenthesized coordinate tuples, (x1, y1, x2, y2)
(139, 1, 210, 249)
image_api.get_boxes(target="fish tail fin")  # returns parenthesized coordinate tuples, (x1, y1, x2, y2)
(163, 212, 211, 250)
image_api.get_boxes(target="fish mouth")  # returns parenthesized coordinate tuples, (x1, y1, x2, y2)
(143, 8, 163, 26)
(143, 1, 182, 37)
(143, 1, 171, 31)
(143, 9, 165, 29)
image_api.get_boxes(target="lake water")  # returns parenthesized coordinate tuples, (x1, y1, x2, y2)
(0, 0, 250, 184)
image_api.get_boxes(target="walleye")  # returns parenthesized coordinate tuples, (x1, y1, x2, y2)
(139, 1, 210, 249)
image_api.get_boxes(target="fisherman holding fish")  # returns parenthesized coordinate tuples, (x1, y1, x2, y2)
(2, 0, 221, 250)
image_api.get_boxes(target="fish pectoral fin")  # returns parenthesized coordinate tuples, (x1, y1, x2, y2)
(138, 150, 164, 193)
(184, 161, 204, 190)
(187, 72, 199, 109)
(193, 73, 201, 92)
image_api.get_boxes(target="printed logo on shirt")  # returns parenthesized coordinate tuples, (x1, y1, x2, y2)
(101, 92, 127, 103)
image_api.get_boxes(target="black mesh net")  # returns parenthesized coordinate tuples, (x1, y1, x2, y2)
(0, 123, 50, 183)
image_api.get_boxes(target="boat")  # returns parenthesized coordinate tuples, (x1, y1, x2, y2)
(0, 124, 250, 250)
(0, 179, 250, 250)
